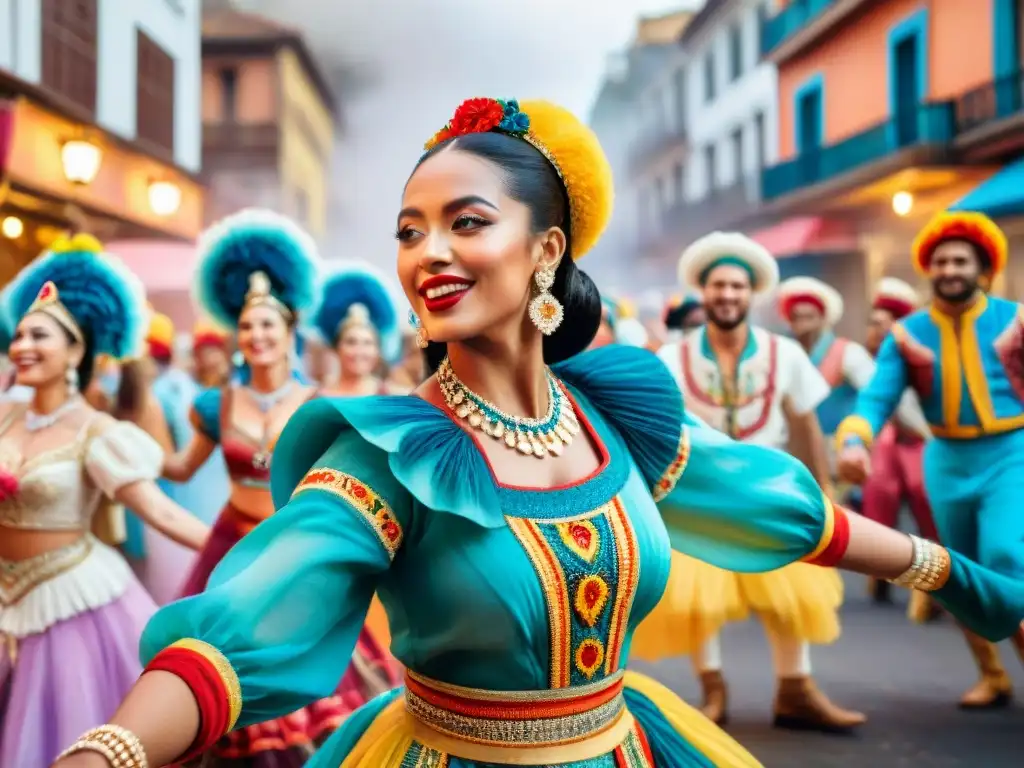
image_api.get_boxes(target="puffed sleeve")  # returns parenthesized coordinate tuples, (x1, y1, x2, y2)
(138, 428, 410, 760)
(189, 388, 222, 443)
(653, 412, 847, 573)
(84, 420, 165, 497)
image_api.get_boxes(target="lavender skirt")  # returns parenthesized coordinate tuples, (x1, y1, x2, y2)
(0, 577, 155, 767)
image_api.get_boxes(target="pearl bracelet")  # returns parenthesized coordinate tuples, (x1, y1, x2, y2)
(889, 534, 952, 592)
(56, 724, 148, 768)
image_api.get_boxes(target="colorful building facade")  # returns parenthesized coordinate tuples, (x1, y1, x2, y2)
(760, 0, 1022, 321)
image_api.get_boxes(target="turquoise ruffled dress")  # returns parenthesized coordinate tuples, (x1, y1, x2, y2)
(140, 346, 1024, 767)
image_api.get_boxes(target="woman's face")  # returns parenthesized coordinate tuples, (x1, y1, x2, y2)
(10, 312, 80, 388)
(336, 324, 379, 378)
(396, 148, 565, 347)
(237, 305, 291, 368)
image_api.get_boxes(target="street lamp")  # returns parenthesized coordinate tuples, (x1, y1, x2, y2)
(1, 216, 23, 239)
(148, 180, 182, 216)
(61, 138, 102, 185)
(892, 191, 913, 217)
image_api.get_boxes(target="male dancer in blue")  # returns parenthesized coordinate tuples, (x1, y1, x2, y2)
(837, 210, 1024, 709)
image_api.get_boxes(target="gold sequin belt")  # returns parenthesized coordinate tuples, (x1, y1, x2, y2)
(0, 536, 92, 606)
(403, 669, 634, 764)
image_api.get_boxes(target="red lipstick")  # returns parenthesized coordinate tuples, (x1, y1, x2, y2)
(418, 274, 475, 313)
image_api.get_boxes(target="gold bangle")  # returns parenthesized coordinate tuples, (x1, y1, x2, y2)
(56, 724, 149, 768)
(889, 534, 952, 592)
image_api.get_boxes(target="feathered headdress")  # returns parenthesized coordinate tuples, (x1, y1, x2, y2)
(193, 208, 321, 328)
(311, 262, 401, 362)
(5, 233, 147, 360)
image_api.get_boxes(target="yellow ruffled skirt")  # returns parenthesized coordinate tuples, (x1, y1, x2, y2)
(631, 553, 844, 660)
(305, 670, 762, 767)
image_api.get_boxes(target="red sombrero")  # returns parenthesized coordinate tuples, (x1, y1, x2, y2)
(911, 211, 1007, 277)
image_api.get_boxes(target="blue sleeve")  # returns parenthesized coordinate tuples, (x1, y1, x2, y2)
(654, 412, 835, 573)
(190, 388, 222, 443)
(139, 428, 411, 726)
(836, 332, 907, 447)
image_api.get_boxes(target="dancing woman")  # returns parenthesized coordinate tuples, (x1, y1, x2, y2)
(160, 210, 394, 766)
(0, 235, 207, 767)
(313, 264, 402, 398)
(56, 99, 1024, 768)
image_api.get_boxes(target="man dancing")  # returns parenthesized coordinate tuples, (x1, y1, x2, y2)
(838, 211, 1024, 709)
(641, 231, 864, 732)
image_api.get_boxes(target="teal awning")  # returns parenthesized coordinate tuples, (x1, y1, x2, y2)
(951, 157, 1024, 218)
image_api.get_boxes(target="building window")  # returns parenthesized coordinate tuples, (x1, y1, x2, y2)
(672, 161, 685, 204)
(654, 176, 666, 217)
(637, 188, 651, 238)
(220, 68, 238, 121)
(673, 66, 687, 131)
(704, 143, 717, 194)
(756, 1, 770, 56)
(136, 30, 176, 154)
(728, 23, 743, 81)
(731, 127, 744, 181)
(40, 0, 98, 115)
(703, 52, 716, 103)
(754, 110, 766, 169)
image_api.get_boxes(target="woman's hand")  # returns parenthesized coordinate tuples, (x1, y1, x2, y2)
(837, 443, 871, 484)
(162, 433, 216, 483)
(116, 480, 210, 550)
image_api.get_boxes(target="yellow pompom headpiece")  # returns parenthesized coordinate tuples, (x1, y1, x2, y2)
(49, 232, 104, 255)
(423, 97, 613, 260)
(911, 211, 1008, 277)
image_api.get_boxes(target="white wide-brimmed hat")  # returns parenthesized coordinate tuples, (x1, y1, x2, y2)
(678, 232, 779, 294)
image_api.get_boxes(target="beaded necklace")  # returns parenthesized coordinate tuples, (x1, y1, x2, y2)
(437, 356, 580, 458)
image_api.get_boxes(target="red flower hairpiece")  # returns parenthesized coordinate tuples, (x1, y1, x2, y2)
(425, 98, 532, 150)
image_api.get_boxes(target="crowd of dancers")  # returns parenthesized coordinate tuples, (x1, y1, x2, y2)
(0, 95, 1021, 768)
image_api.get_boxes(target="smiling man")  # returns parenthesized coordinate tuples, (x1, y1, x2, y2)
(838, 211, 1024, 709)
(641, 231, 863, 733)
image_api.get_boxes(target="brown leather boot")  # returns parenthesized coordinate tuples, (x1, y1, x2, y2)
(907, 589, 942, 624)
(772, 676, 866, 733)
(959, 629, 1012, 709)
(698, 670, 728, 725)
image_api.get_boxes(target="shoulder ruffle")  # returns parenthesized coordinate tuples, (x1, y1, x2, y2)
(553, 344, 683, 492)
(271, 395, 505, 529)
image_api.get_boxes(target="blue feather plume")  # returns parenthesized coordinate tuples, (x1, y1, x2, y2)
(0, 283, 14, 352)
(312, 262, 401, 361)
(6, 245, 147, 360)
(193, 208, 322, 328)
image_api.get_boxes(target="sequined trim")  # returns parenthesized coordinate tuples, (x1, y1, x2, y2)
(604, 498, 639, 674)
(0, 536, 91, 605)
(507, 516, 572, 688)
(401, 744, 450, 767)
(293, 467, 403, 559)
(170, 638, 244, 730)
(652, 426, 690, 502)
(615, 724, 655, 767)
(405, 687, 625, 747)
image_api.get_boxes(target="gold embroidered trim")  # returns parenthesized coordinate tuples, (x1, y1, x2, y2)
(293, 468, 403, 559)
(604, 497, 639, 674)
(652, 426, 691, 502)
(170, 638, 243, 730)
(0, 536, 92, 605)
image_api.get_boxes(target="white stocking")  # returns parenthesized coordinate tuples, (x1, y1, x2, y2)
(765, 627, 812, 678)
(690, 633, 723, 673)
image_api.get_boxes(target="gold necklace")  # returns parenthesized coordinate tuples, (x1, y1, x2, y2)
(437, 357, 579, 458)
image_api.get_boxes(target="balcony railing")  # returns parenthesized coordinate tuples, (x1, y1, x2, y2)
(761, 0, 838, 57)
(955, 69, 1024, 133)
(761, 102, 956, 201)
(202, 122, 279, 152)
(628, 125, 687, 178)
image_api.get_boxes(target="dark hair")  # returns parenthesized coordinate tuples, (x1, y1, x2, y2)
(936, 237, 991, 271)
(115, 359, 148, 421)
(59, 325, 97, 391)
(665, 302, 701, 331)
(412, 132, 603, 374)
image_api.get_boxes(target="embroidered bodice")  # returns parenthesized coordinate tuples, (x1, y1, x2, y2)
(0, 409, 163, 532)
(658, 326, 830, 447)
(841, 294, 1024, 442)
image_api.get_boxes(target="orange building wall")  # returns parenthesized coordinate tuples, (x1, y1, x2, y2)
(201, 57, 279, 124)
(777, 0, 994, 160)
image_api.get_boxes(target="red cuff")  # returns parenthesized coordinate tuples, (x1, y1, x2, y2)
(805, 505, 851, 568)
(145, 642, 240, 762)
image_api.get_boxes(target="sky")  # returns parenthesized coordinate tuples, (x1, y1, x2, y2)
(238, 0, 702, 274)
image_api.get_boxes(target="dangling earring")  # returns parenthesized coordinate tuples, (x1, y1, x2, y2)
(528, 266, 563, 336)
(409, 309, 430, 350)
(65, 366, 79, 394)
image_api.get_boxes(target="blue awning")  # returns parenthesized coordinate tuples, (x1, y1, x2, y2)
(951, 157, 1024, 218)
